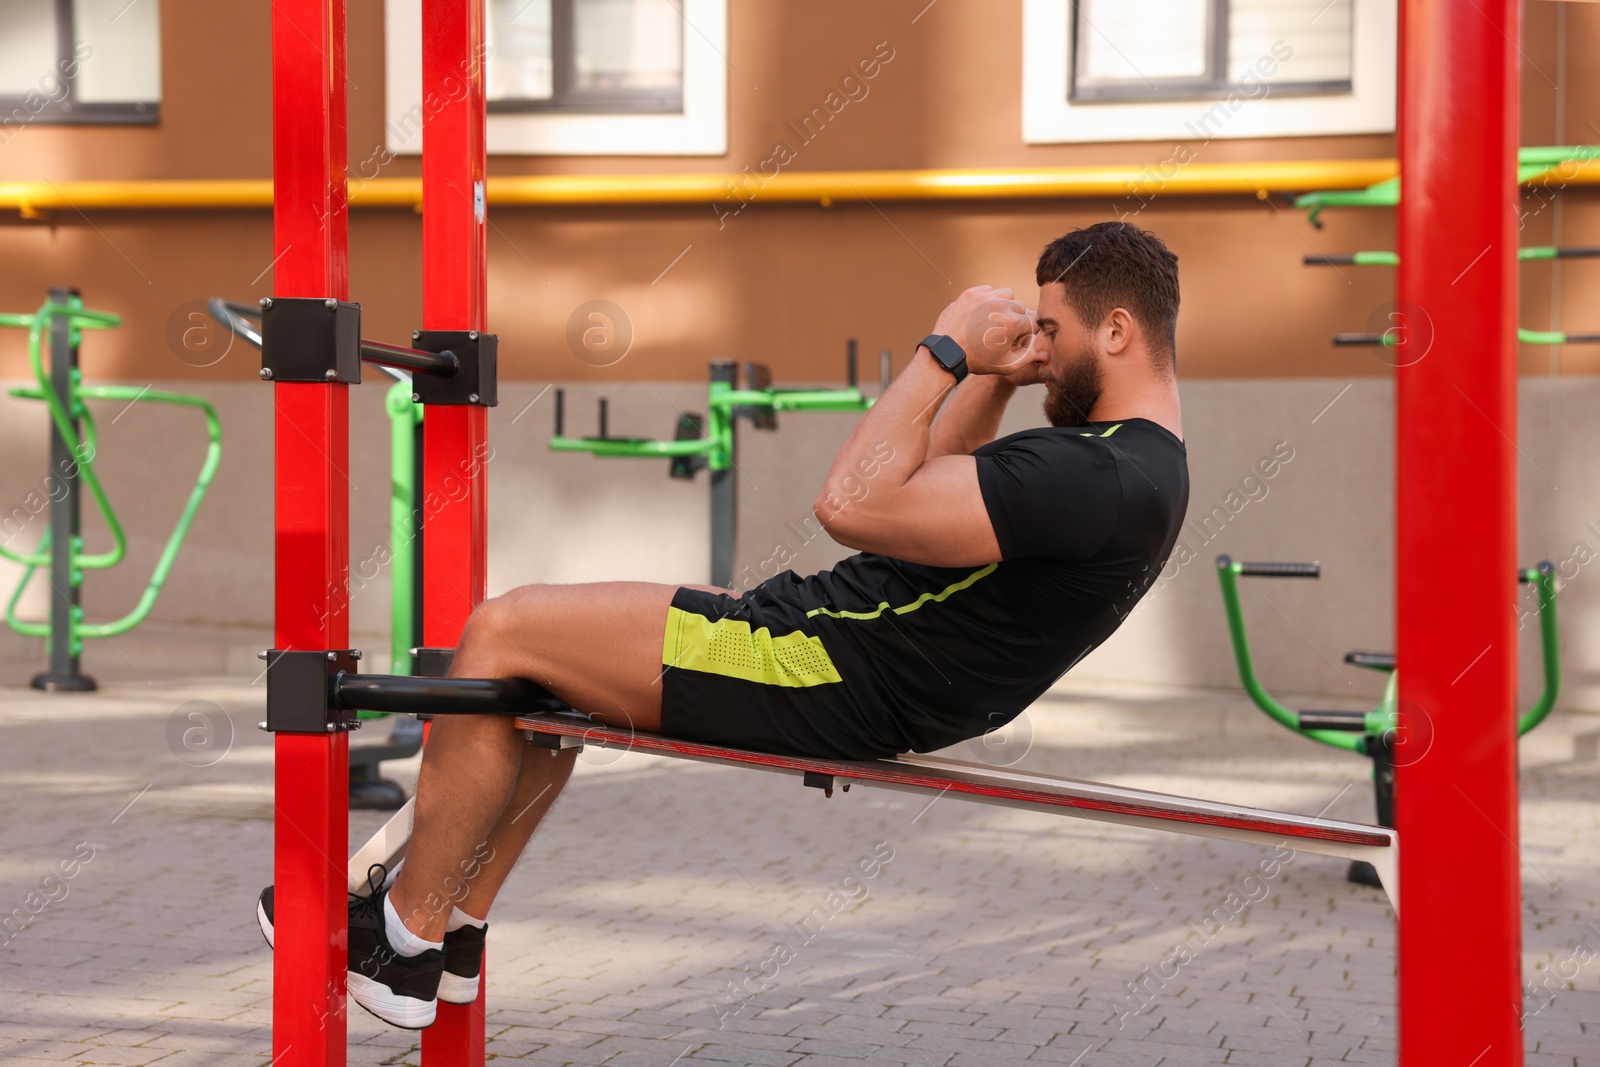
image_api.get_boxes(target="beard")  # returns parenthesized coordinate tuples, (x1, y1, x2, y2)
(1042, 345, 1104, 427)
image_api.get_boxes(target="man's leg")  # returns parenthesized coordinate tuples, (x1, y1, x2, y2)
(389, 581, 684, 940)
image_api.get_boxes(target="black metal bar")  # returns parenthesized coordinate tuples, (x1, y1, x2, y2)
(880, 347, 892, 392)
(846, 338, 858, 388)
(598, 396, 609, 438)
(554, 388, 566, 435)
(335, 673, 567, 716)
(1298, 709, 1368, 731)
(361, 338, 459, 376)
(1557, 332, 1600, 344)
(1304, 254, 1358, 265)
(208, 298, 263, 348)
(1551, 247, 1600, 259)
(1334, 333, 1387, 346)
(1234, 560, 1321, 578)
(32, 287, 94, 692)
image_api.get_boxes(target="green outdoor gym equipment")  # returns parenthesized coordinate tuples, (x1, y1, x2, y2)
(1214, 556, 1559, 886)
(1295, 144, 1600, 226)
(1297, 145, 1600, 349)
(0, 289, 222, 690)
(550, 344, 885, 588)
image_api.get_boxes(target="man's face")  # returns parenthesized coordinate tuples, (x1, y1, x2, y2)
(1033, 282, 1104, 427)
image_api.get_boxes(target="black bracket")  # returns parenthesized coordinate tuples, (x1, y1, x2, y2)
(411, 647, 456, 678)
(802, 771, 850, 798)
(259, 297, 362, 385)
(670, 413, 708, 479)
(412, 330, 497, 406)
(263, 649, 361, 733)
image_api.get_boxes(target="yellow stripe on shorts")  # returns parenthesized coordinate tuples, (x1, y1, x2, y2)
(662, 606, 843, 688)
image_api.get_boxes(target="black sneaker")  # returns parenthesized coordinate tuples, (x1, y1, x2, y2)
(345, 887, 445, 1029)
(254, 865, 446, 1030)
(437, 919, 486, 1005)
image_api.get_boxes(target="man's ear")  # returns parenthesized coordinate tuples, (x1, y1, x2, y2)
(1104, 307, 1135, 355)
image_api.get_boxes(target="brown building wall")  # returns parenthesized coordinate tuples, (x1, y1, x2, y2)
(0, 0, 1596, 385)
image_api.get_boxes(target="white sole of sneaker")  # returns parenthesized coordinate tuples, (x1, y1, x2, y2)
(347, 971, 438, 1030)
(257, 900, 275, 949)
(436, 971, 480, 1005)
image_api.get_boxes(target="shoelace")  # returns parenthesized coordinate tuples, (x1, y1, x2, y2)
(347, 862, 389, 923)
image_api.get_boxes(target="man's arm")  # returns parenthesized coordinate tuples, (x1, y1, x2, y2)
(926, 374, 1018, 459)
(814, 287, 1034, 568)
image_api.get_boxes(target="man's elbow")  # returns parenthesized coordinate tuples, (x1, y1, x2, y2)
(813, 488, 867, 547)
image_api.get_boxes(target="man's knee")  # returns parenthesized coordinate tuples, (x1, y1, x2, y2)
(460, 584, 555, 667)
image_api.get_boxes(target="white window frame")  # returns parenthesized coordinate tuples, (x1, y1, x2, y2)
(1022, 0, 1396, 144)
(384, 0, 727, 157)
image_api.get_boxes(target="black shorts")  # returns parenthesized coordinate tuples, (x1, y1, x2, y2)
(658, 586, 912, 761)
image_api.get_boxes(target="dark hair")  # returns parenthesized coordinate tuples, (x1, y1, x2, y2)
(1035, 222, 1180, 369)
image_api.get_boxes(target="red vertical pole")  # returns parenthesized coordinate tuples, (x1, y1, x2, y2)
(271, 0, 350, 1066)
(1395, 1, 1522, 1064)
(419, 2, 490, 1064)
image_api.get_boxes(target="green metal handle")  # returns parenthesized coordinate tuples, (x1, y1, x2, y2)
(1213, 556, 1364, 753)
(1215, 556, 1561, 750)
(0, 300, 128, 571)
(1297, 145, 1600, 224)
(4, 386, 222, 639)
(550, 435, 717, 458)
(1518, 562, 1561, 735)
(549, 384, 871, 470)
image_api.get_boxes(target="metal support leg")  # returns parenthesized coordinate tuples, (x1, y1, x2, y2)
(32, 286, 95, 692)
(709, 360, 737, 589)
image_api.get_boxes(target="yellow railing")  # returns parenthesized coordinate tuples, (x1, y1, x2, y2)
(2, 158, 1594, 215)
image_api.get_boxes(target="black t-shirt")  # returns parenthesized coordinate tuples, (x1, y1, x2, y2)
(753, 418, 1189, 752)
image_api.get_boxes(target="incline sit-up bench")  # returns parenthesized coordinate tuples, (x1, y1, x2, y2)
(266, 3, 1519, 1066)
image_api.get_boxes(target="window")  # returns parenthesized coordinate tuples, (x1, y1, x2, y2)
(386, 0, 726, 156)
(1024, 0, 1393, 144)
(0, 0, 161, 127)
(1072, 0, 1352, 103)
(487, 0, 683, 114)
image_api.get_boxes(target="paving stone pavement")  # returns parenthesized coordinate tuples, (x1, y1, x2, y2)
(1, 676, 1596, 1066)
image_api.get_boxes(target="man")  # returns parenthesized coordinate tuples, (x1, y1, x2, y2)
(258, 221, 1190, 1029)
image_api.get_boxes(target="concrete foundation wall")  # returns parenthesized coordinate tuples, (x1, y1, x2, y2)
(0, 376, 1591, 714)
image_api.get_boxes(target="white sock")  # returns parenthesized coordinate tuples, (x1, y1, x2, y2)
(383, 893, 444, 958)
(447, 907, 487, 933)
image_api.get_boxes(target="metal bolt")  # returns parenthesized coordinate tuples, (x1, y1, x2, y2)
(325, 723, 337, 732)
(260, 297, 273, 310)
(324, 368, 338, 381)
(468, 393, 480, 404)
(324, 298, 338, 311)
(412, 393, 421, 403)
(259, 368, 273, 380)
(257, 650, 268, 660)
(258, 721, 269, 731)
(413, 331, 421, 341)
(350, 649, 362, 660)
(326, 651, 337, 661)
(468, 331, 479, 341)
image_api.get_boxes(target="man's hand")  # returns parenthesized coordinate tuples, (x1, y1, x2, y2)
(932, 286, 1037, 378)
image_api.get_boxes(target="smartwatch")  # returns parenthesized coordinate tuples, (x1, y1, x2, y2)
(919, 333, 969, 383)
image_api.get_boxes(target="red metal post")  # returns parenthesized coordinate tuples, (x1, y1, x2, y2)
(419, 2, 491, 1064)
(1395, 1, 1522, 1064)
(271, 1, 351, 1066)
